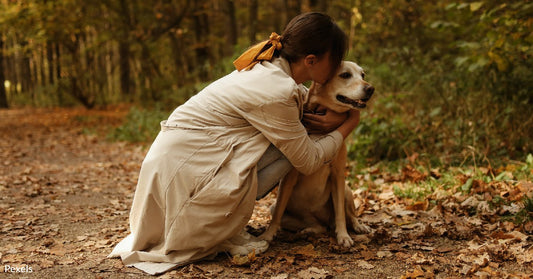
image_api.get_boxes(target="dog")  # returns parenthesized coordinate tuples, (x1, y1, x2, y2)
(259, 61, 374, 247)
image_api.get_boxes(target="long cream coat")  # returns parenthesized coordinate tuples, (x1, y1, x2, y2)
(109, 58, 344, 274)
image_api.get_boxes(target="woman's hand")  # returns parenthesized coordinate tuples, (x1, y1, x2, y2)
(335, 109, 361, 139)
(302, 105, 348, 134)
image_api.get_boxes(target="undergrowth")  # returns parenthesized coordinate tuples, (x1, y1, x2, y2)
(353, 153, 533, 225)
(107, 106, 171, 143)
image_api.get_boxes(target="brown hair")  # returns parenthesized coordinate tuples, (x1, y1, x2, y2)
(277, 12, 347, 75)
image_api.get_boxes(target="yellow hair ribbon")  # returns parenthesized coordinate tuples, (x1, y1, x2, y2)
(233, 32, 283, 71)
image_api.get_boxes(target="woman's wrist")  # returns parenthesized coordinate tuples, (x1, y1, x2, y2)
(336, 109, 360, 139)
(302, 106, 348, 134)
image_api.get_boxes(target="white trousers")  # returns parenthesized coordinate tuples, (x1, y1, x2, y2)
(256, 144, 292, 199)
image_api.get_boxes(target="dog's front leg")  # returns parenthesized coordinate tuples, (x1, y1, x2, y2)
(330, 145, 354, 247)
(259, 168, 299, 242)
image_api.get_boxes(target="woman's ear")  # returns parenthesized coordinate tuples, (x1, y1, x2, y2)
(303, 55, 317, 67)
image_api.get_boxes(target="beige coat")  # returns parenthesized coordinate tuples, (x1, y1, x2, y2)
(109, 58, 343, 274)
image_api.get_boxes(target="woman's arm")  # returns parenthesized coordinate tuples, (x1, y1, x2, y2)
(302, 107, 360, 139)
(243, 99, 344, 175)
(302, 105, 348, 134)
(336, 109, 360, 139)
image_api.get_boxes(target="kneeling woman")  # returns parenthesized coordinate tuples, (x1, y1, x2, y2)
(109, 12, 359, 274)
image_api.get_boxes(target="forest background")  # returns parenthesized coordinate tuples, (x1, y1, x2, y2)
(1, 1, 533, 277)
(1, 0, 532, 168)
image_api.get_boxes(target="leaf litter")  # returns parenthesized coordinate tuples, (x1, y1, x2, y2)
(0, 107, 531, 278)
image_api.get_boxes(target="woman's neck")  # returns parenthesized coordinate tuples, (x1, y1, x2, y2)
(289, 60, 310, 84)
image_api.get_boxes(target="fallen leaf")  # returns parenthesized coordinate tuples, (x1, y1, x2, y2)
(291, 244, 318, 258)
(39, 259, 55, 268)
(297, 267, 330, 279)
(376, 250, 393, 258)
(356, 260, 374, 269)
(408, 252, 434, 265)
(49, 243, 67, 256)
(405, 200, 429, 211)
(435, 245, 454, 253)
(57, 259, 75, 265)
(231, 251, 256, 266)
(401, 266, 425, 278)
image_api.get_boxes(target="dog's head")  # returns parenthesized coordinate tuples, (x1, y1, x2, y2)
(308, 61, 374, 113)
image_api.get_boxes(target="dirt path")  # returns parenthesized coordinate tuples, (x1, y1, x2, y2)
(0, 107, 531, 278)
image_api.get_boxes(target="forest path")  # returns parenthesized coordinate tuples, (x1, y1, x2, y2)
(0, 107, 531, 278)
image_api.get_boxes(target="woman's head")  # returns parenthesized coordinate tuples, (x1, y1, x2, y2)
(279, 12, 348, 77)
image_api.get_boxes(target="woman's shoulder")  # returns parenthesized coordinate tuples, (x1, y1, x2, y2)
(235, 57, 292, 83)
(211, 58, 298, 98)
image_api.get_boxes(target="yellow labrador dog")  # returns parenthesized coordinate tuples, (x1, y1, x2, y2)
(260, 61, 374, 247)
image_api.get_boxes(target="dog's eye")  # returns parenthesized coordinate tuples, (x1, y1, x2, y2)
(339, 72, 352, 79)
(362, 73, 366, 80)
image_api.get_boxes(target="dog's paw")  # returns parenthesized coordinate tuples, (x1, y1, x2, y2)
(300, 225, 327, 235)
(352, 220, 372, 234)
(336, 233, 354, 248)
(258, 229, 276, 242)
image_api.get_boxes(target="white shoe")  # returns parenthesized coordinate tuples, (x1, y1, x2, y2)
(218, 230, 269, 255)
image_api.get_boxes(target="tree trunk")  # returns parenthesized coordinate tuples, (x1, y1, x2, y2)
(192, 1, 211, 81)
(248, 0, 258, 44)
(309, 0, 328, 13)
(39, 45, 46, 87)
(284, 0, 301, 24)
(67, 34, 94, 108)
(55, 43, 63, 105)
(0, 34, 8, 108)
(168, 32, 185, 86)
(6, 37, 18, 95)
(46, 41, 54, 85)
(118, 42, 131, 98)
(55, 44, 61, 81)
(225, 0, 238, 52)
(118, 0, 132, 98)
(19, 40, 33, 98)
(272, 0, 283, 32)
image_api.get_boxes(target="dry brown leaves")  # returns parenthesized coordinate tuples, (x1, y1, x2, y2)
(0, 107, 531, 278)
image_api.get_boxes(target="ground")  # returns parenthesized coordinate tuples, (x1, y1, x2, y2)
(0, 107, 531, 279)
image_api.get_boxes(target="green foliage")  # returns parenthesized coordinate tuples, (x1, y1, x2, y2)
(107, 106, 170, 143)
(377, 155, 532, 224)
(506, 154, 533, 182)
(393, 182, 436, 201)
(346, 0, 532, 167)
(347, 110, 414, 165)
(2, 0, 531, 167)
(517, 196, 533, 222)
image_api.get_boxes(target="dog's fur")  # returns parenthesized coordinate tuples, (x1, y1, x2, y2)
(260, 61, 374, 247)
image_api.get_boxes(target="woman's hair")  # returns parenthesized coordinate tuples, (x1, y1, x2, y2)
(278, 12, 347, 74)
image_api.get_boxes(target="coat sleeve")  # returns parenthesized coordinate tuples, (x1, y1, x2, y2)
(242, 97, 343, 176)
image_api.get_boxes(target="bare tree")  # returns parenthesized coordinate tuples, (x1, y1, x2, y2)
(248, 0, 258, 43)
(0, 33, 8, 108)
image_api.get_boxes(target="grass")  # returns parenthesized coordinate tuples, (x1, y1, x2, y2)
(356, 154, 533, 225)
(107, 106, 171, 143)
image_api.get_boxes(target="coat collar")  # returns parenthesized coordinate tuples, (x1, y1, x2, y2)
(270, 57, 292, 79)
(269, 57, 309, 118)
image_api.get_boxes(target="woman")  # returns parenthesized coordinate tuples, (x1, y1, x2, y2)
(109, 12, 360, 274)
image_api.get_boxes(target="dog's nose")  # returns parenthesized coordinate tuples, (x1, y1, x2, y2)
(364, 85, 374, 97)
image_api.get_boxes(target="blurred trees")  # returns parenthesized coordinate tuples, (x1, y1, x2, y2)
(345, 0, 532, 163)
(2, 0, 529, 108)
(0, 0, 531, 161)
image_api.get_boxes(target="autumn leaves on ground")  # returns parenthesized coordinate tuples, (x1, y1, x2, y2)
(1, 107, 532, 279)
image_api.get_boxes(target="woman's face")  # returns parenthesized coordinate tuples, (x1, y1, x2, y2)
(309, 52, 334, 85)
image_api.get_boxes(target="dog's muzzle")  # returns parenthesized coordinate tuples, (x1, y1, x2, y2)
(336, 85, 374, 109)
